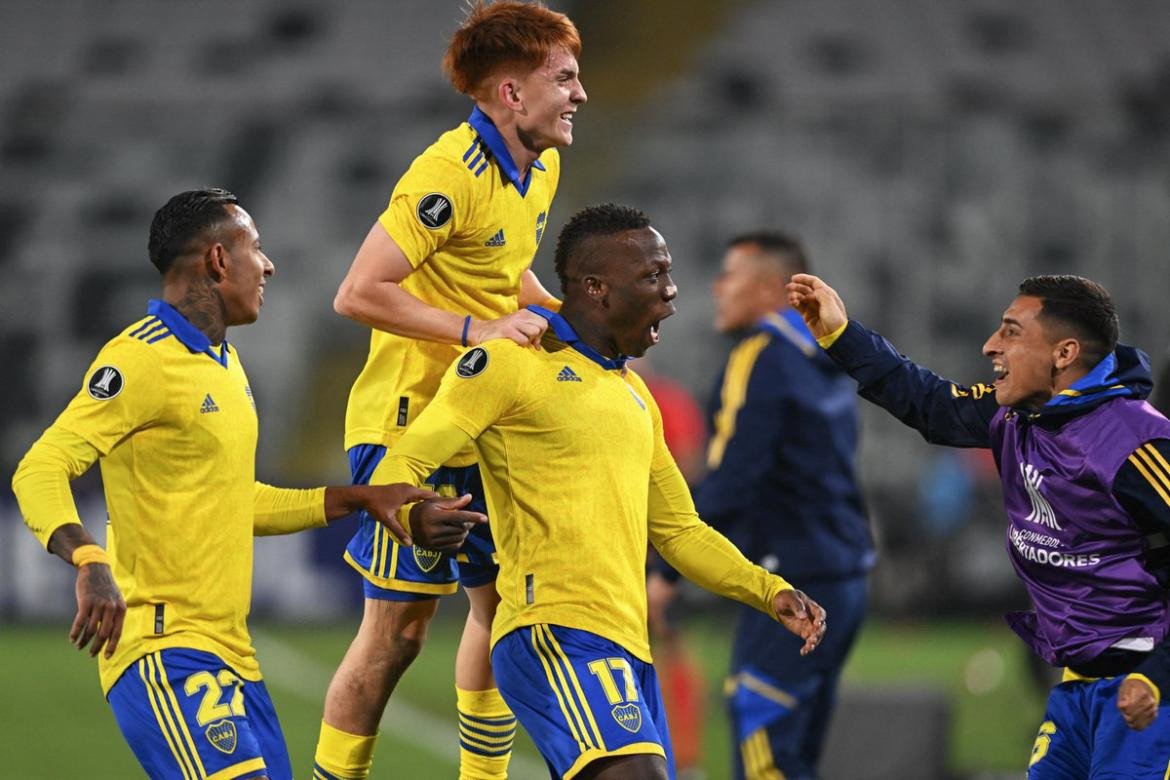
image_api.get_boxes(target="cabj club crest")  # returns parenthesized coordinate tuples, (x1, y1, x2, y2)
(611, 703, 642, 733)
(206, 719, 238, 754)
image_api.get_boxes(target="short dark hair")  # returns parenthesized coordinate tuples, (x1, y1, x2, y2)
(1018, 274, 1119, 366)
(727, 231, 809, 275)
(148, 188, 239, 274)
(553, 203, 651, 293)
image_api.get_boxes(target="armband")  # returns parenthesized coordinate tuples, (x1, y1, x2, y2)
(72, 544, 110, 569)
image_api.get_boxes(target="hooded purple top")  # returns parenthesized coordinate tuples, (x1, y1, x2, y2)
(995, 398, 1170, 664)
(825, 321, 1170, 669)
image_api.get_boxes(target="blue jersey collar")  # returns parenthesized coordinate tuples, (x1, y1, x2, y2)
(148, 299, 230, 367)
(527, 305, 628, 370)
(468, 107, 545, 197)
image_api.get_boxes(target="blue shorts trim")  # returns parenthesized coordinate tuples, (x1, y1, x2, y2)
(1027, 676, 1170, 779)
(344, 444, 498, 596)
(108, 648, 290, 780)
(492, 624, 674, 779)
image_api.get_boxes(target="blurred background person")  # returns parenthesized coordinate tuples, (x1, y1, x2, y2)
(649, 232, 874, 780)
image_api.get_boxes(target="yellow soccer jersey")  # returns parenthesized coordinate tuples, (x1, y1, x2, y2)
(13, 301, 324, 693)
(371, 311, 793, 662)
(345, 107, 560, 463)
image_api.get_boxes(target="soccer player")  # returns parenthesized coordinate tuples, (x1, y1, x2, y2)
(787, 272, 1170, 778)
(369, 204, 828, 780)
(317, 3, 586, 778)
(10, 188, 481, 780)
(649, 233, 874, 779)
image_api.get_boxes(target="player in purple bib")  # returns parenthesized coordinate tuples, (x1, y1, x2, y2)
(787, 273, 1170, 778)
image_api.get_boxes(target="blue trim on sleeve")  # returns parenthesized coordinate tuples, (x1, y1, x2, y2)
(147, 299, 230, 367)
(526, 305, 629, 370)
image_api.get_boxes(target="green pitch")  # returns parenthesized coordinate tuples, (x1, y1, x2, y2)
(0, 615, 1044, 778)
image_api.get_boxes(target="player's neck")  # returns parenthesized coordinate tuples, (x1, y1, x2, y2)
(163, 273, 228, 346)
(558, 302, 620, 359)
(477, 104, 541, 174)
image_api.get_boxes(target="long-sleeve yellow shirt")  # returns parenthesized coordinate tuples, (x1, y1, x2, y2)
(372, 323, 793, 663)
(11, 301, 325, 693)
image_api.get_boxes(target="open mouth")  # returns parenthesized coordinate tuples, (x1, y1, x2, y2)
(649, 320, 661, 344)
(992, 364, 1007, 385)
(560, 111, 575, 127)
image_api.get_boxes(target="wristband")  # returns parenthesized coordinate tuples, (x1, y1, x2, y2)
(461, 315, 472, 348)
(816, 320, 849, 349)
(72, 544, 110, 569)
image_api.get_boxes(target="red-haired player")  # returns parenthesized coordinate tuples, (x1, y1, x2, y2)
(314, 3, 586, 779)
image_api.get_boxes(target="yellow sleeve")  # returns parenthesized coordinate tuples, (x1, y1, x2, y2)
(371, 341, 523, 486)
(12, 337, 163, 549)
(430, 341, 529, 439)
(370, 412, 475, 487)
(377, 155, 474, 269)
(636, 377, 792, 619)
(54, 337, 166, 455)
(12, 427, 100, 549)
(253, 483, 327, 536)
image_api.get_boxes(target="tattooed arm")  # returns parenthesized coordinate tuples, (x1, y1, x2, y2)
(46, 524, 127, 659)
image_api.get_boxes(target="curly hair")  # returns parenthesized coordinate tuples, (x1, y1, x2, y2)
(553, 203, 651, 293)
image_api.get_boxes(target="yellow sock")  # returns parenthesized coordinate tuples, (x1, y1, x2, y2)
(313, 720, 378, 780)
(457, 687, 516, 780)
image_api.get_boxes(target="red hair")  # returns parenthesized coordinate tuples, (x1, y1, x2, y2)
(443, 1, 582, 98)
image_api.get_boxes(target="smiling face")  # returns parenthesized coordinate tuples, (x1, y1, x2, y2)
(595, 227, 677, 358)
(982, 295, 1068, 409)
(216, 205, 274, 326)
(514, 46, 586, 151)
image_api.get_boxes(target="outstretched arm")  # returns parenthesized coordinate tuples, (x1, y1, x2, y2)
(334, 223, 548, 347)
(647, 453, 826, 656)
(787, 273, 998, 448)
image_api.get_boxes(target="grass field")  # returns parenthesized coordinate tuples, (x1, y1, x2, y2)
(0, 614, 1046, 778)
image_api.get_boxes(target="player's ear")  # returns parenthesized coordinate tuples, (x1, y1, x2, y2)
(497, 75, 524, 112)
(1053, 337, 1080, 371)
(205, 242, 229, 284)
(582, 273, 607, 302)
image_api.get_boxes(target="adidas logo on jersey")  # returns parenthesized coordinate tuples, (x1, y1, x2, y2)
(200, 394, 220, 414)
(557, 366, 582, 382)
(484, 229, 506, 247)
